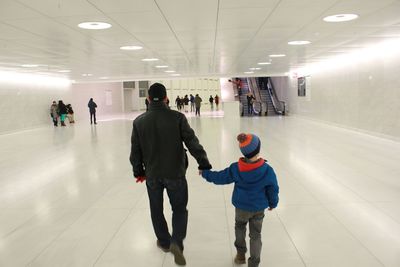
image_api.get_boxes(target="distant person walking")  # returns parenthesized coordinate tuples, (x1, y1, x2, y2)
(145, 98, 149, 112)
(66, 104, 75, 123)
(215, 95, 220, 110)
(50, 101, 58, 126)
(194, 94, 202, 116)
(247, 93, 255, 115)
(58, 100, 67, 127)
(229, 78, 243, 96)
(175, 96, 182, 111)
(209, 95, 214, 110)
(183, 95, 189, 113)
(88, 98, 97, 124)
(190, 94, 195, 112)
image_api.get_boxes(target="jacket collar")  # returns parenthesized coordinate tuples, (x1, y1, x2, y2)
(149, 101, 168, 111)
(238, 157, 265, 172)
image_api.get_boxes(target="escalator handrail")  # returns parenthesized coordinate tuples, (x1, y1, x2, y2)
(267, 78, 285, 115)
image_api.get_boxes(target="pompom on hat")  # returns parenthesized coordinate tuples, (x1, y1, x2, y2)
(237, 133, 261, 159)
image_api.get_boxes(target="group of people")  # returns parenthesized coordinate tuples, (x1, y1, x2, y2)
(208, 95, 220, 110)
(174, 94, 220, 116)
(130, 83, 279, 267)
(49, 98, 98, 126)
(50, 100, 75, 127)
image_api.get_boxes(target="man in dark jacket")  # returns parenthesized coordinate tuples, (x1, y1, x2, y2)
(130, 83, 211, 266)
(88, 98, 97, 124)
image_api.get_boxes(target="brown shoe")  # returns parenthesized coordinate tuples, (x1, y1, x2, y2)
(170, 243, 186, 266)
(234, 252, 246, 264)
(156, 240, 170, 253)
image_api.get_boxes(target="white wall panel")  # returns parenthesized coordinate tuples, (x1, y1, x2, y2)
(0, 79, 71, 134)
(70, 82, 123, 121)
(287, 54, 400, 139)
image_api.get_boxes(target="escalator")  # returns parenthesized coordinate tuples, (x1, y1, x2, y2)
(256, 77, 286, 116)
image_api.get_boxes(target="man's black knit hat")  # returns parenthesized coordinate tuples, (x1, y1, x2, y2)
(148, 83, 167, 101)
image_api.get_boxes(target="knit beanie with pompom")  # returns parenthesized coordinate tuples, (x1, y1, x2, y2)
(237, 133, 261, 159)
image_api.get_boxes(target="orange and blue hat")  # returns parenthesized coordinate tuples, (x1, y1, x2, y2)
(237, 133, 261, 159)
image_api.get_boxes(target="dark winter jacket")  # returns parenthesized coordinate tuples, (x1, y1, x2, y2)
(88, 100, 97, 113)
(130, 101, 212, 179)
(202, 158, 279, 211)
(58, 103, 68, 115)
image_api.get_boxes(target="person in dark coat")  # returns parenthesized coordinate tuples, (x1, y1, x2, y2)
(215, 95, 220, 110)
(247, 93, 255, 115)
(145, 98, 149, 112)
(194, 94, 202, 116)
(189, 94, 195, 112)
(58, 100, 68, 127)
(209, 95, 214, 110)
(88, 98, 97, 124)
(130, 83, 211, 266)
(183, 95, 189, 113)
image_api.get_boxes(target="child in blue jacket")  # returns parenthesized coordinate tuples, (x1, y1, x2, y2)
(201, 133, 279, 267)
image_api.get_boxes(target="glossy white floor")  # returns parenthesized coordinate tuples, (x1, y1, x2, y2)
(1, 111, 400, 267)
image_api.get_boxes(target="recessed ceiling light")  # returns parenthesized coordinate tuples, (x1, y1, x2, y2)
(249, 68, 261, 70)
(142, 58, 159, 62)
(323, 14, 359, 22)
(78, 22, 112, 30)
(21, 64, 38, 68)
(288, 41, 311, 45)
(99, 77, 109, 79)
(155, 65, 168, 68)
(120, 45, 143, 50)
(82, 73, 93, 77)
(244, 71, 254, 74)
(170, 74, 181, 76)
(165, 70, 176, 73)
(58, 70, 71, 73)
(269, 54, 286, 57)
(257, 62, 271, 65)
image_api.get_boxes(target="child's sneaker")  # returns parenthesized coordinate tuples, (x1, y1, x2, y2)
(234, 252, 246, 264)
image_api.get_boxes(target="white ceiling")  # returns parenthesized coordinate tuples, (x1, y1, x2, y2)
(0, 0, 399, 81)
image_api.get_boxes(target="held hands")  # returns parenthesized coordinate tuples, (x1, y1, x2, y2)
(268, 207, 274, 211)
(136, 176, 146, 183)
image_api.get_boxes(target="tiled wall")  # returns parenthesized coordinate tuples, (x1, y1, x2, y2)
(287, 55, 400, 139)
(0, 80, 71, 134)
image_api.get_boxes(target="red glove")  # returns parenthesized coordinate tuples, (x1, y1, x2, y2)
(136, 176, 146, 183)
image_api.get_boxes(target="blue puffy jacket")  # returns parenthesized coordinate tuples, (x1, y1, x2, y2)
(202, 158, 279, 212)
